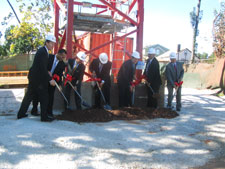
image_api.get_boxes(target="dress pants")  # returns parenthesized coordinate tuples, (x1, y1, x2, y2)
(118, 81, 132, 107)
(146, 85, 158, 108)
(167, 85, 181, 109)
(47, 85, 56, 115)
(17, 82, 49, 119)
(94, 83, 110, 108)
(64, 82, 81, 110)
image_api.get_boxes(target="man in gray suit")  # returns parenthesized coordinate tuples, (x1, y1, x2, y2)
(165, 52, 184, 111)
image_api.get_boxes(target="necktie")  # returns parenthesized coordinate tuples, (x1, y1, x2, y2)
(174, 63, 177, 71)
(72, 61, 78, 75)
(99, 63, 103, 72)
(174, 63, 178, 81)
(51, 59, 58, 74)
(146, 59, 152, 74)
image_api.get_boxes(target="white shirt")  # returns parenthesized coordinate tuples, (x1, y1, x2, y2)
(50, 55, 59, 74)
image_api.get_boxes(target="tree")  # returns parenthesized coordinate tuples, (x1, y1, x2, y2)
(190, 0, 203, 63)
(213, 2, 225, 58)
(1, 0, 54, 56)
(7, 22, 43, 55)
(16, 0, 54, 38)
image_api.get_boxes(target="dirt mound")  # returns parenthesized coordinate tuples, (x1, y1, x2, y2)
(56, 107, 179, 123)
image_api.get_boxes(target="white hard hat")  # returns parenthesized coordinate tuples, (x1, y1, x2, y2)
(99, 53, 108, 64)
(132, 51, 140, 59)
(148, 48, 156, 54)
(46, 34, 56, 43)
(169, 52, 177, 59)
(77, 51, 86, 61)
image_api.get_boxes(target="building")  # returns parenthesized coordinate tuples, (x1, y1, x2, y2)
(177, 48, 192, 63)
(143, 44, 169, 57)
(157, 48, 193, 63)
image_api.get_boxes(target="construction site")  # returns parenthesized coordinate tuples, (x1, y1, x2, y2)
(0, 0, 225, 168)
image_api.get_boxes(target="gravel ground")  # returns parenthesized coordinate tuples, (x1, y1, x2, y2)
(0, 88, 225, 169)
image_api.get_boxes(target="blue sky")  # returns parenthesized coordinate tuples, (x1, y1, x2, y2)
(0, 0, 224, 54)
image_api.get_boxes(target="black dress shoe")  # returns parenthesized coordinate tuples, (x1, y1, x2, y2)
(47, 114, 55, 119)
(41, 117, 54, 122)
(31, 111, 40, 116)
(17, 114, 28, 119)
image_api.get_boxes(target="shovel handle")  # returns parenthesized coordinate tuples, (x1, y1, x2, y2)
(54, 80, 69, 105)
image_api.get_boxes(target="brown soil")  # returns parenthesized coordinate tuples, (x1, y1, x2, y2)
(56, 107, 179, 123)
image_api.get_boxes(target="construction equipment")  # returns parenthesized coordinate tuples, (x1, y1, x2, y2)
(64, 75, 91, 108)
(96, 81, 112, 110)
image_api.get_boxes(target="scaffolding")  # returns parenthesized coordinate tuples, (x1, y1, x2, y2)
(54, 0, 143, 56)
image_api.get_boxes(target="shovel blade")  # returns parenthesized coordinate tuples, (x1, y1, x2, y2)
(103, 104, 112, 110)
(81, 101, 91, 108)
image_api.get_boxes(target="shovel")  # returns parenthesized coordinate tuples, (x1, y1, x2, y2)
(64, 77, 91, 108)
(171, 81, 183, 103)
(96, 81, 112, 110)
(131, 86, 135, 106)
(53, 80, 69, 109)
(146, 82, 160, 98)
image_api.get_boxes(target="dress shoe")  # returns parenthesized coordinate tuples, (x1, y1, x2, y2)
(176, 108, 181, 111)
(31, 111, 40, 116)
(17, 114, 28, 119)
(47, 114, 55, 119)
(41, 117, 54, 122)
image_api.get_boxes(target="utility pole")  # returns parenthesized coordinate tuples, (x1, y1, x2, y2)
(191, 0, 201, 63)
(6, 0, 21, 24)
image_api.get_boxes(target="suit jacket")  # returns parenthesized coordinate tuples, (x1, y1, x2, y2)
(28, 46, 51, 87)
(165, 61, 184, 86)
(89, 58, 112, 87)
(143, 57, 162, 91)
(66, 58, 85, 86)
(48, 54, 66, 84)
(117, 59, 136, 86)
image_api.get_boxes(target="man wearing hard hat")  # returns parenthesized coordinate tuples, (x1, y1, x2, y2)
(89, 53, 112, 108)
(64, 51, 86, 110)
(31, 49, 67, 117)
(17, 34, 56, 122)
(143, 48, 162, 108)
(117, 51, 140, 107)
(165, 52, 184, 111)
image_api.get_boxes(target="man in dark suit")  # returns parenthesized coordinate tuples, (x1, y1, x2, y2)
(47, 49, 67, 117)
(31, 49, 67, 116)
(64, 51, 86, 110)
(117, 51, 140, 107)
(143, 48, 162, 108)
(89, 53, 112, 108)
(165, 52, 184, 111)
(17, 35, 56, 122)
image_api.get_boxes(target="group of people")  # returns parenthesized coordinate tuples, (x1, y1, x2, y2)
(17, 35, 184, 122)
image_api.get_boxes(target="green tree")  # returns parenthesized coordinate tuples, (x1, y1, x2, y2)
(190, 0, 203, 63)
(16, 0, 54, 38)
(0, 45, 7, 58)
(4, 25, 15, 55)
(1, 0, 54, 55)
(7, 22, 43, 55)
(213, 2, 225, 58)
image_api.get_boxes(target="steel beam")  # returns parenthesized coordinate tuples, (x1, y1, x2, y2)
(54, 0, 59, 53)
(66, 0, 74, 58)
(87, 29, 137, 54)
(99, 0, 138, 26)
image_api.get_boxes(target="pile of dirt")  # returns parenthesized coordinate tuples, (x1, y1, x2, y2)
(56, 107, 179, 123)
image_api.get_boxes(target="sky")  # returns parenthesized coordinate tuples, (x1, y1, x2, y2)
(0, 0, 224, 54)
